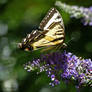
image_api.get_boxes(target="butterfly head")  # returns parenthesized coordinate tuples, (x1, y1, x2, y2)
(18, 38, 33, 51)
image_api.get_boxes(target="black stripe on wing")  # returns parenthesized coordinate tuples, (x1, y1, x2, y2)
(39, 8, 58, 30)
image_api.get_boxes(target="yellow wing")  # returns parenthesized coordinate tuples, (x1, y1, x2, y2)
(31, 8, 65, 50)
(32, 23, 64, 49)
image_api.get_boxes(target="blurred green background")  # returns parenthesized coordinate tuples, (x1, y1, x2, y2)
(0, 0, 92, 92)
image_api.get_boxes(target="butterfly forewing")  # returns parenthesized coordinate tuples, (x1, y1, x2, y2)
(39, 8, 64, 30)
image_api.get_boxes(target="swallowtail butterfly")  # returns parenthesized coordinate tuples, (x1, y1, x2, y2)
(18, 8, 66, 51)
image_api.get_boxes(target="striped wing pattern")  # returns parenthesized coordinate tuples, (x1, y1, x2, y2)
(32, 8, 65, 49)
(19, 8, 65, 51)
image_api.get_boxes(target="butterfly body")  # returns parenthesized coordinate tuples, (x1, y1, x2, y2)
(18, 8, 66, 51)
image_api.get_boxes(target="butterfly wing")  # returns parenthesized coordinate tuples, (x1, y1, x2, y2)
(18, 8, 65, 51)
(39, 8, 64, 31)
(31, 8, 65, 49)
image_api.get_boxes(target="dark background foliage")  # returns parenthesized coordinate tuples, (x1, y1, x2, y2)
(0, 0, 92, 92)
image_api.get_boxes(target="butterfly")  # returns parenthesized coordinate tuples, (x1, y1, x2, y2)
(18, 8, 66, 51)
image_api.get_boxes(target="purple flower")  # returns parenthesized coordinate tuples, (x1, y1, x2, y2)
(55, 1, 92, 26)
(24, 51, 92, 87)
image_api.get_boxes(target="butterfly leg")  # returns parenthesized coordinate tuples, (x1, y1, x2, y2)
(54, 43, 67, 51)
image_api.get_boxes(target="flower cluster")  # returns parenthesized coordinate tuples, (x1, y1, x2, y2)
(24, 51, 92, 87)
(55, 1, 92, 26)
